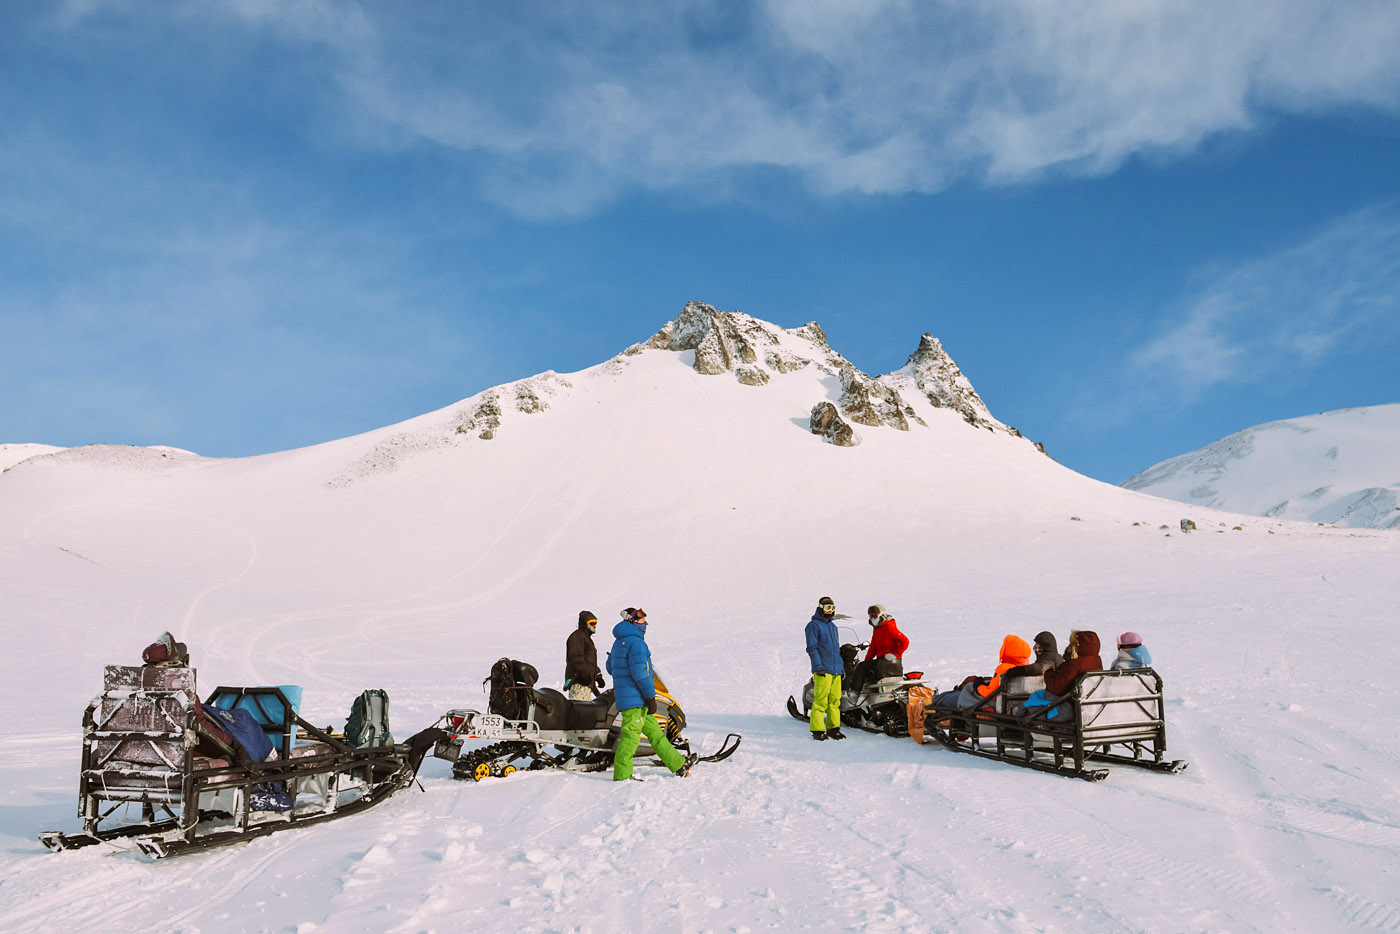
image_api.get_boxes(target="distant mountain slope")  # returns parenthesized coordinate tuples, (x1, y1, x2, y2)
(1122, 404, 1400, 529)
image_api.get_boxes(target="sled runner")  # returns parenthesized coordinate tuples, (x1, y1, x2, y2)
(786, 639, 929, 736)
(921, 668, 1188, 782)
(432, 658, 740, 780)
(38, 665, 441, 858)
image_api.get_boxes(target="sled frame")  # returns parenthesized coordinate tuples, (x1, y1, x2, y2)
(922, 668, 1188, 782)
(40, 667, 418, 858)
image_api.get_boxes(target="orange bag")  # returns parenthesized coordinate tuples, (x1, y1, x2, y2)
(906, 685, 935, 744)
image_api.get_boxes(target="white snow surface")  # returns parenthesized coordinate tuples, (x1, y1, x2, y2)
(2, 317, 1398, 933)
(1123, 404, 1400, 530)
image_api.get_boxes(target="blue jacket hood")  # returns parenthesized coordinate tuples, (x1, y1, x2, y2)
(613, 620, 646, 640)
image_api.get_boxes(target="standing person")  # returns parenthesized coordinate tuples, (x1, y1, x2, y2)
(804, 597, 845, 741)
(564, 610, 606, 700)
(607, 608, 696, 781)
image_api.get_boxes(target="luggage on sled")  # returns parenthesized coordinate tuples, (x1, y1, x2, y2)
(38, 663, 441, 858)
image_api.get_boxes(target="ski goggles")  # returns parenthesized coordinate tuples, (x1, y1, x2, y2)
(818, 603, 835, 612)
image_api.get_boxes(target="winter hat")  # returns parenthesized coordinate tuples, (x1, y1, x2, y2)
(1118, 631, 1143, 648)
(999, 634, 1032, 665)
(817, 596, 834, 607)
(621, 607, 637, 620)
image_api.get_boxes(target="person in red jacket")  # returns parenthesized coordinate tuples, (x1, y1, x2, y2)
(1042, 630, 1104, 695)
(849, 604, 910, 691)
(864, 605, 909, 662)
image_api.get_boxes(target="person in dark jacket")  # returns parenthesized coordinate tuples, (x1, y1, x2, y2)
(804, 597, 845, 740)
(1002, 631, 1064, 681)
(564, 610, 605, 700)
(607, 608, 696, 781)
(1042, 630, 1104, 695)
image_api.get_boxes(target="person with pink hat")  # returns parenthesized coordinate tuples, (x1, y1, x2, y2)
(1111, 631, 1152, 670)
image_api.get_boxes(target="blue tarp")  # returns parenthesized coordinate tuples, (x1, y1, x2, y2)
(202, 704, 274, 761)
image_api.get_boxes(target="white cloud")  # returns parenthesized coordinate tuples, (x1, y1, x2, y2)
(47, 1, 1400, 216)
(173, 0, 1400, 215)
(1129, 205, 1400, 404)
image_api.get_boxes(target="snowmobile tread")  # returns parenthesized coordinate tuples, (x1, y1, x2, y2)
(450, 740, 537, 781)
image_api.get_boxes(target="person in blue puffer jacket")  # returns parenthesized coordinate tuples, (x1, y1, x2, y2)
(607, 608, 696, 781)
(804, 596, 845, 741)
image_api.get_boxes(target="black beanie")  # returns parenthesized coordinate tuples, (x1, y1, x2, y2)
(818, 596, 834, 605)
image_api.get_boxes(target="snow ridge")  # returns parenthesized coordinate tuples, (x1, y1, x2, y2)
(1123, 404, 1400, 529)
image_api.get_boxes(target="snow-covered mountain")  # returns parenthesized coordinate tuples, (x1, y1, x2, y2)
(2, 303, 1397, 933)
(1122, 404, 1400, 530)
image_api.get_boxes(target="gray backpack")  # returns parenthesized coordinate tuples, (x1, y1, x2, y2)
(344, 689, 394, 747)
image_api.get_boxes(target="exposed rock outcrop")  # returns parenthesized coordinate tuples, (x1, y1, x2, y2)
(646, 301, 777, 375)
(838, 366, 920, 431)
(810, 402, 857, 447)
(904, 334, 999, 430)
(735, 366, 769, 386)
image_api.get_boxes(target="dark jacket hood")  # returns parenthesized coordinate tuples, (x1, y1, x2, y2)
(1033, 631, 1058, 656)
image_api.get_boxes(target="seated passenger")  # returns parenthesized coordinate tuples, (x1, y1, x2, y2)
(1041, 630, 1104, 695)
(932, 635, 1031, 709)
(1111, 631, 1152, 670)
(851, 604, 910, 690)
(1001, 631, 1062, 681)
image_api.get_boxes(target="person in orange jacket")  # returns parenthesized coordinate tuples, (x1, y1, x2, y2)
(932, 634, 1032, 709)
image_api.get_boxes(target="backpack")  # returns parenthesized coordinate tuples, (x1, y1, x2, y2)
(487, 658, 539, 720)
(345, 689, 393, 747)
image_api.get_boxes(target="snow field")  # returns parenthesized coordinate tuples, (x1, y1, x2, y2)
(2, 340, 1398, 932)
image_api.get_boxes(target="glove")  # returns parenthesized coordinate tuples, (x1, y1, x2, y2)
(595, 674, 606, 689)
(645, 697, 657, 714)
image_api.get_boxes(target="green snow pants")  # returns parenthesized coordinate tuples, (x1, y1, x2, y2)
(613, 706, 686, 781)
(809, 673, 842, 732)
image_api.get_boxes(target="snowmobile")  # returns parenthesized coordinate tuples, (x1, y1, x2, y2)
(920, 667, 1189, 782)
(786, 634, 930, 736)
(431, 658, 740, 780)
(38, 664, 443, 858)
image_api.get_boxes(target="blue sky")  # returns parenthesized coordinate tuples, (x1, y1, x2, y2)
(2, 1, 1398, 483)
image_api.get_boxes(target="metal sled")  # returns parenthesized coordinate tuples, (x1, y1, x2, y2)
(922, 668, 1189, 782)
(38, 666, 436, 858)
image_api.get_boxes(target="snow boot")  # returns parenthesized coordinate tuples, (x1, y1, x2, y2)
(675, 752, 699, 777)
(826, 728, 846, 740)
(811, 730, 828, 741)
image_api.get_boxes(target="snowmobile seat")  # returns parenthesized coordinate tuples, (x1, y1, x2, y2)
(562, 696, 612, 731)
(530, 688, 570, 731)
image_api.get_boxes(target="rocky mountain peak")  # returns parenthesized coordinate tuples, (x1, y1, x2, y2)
(903, 333, 1000, 433)
(634, 302, 1039, 451)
